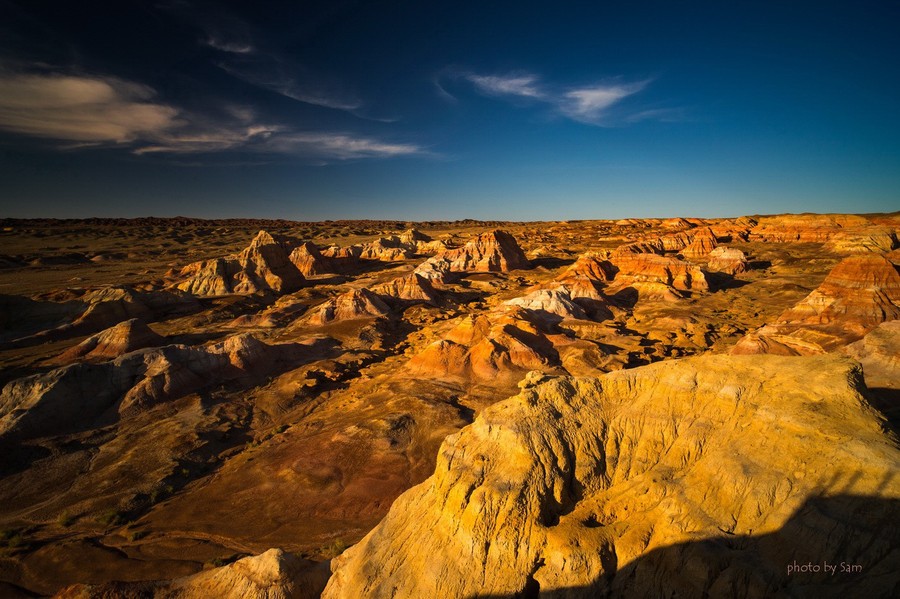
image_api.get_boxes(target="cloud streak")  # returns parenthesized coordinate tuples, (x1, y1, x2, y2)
(466, 73, 544, 99)
(0, 73, 180, 142)
(217, 59, 363, 111)
(560, 81, 649, 124)
(203, 35, 255, 54)
(0, 70, 423, 160)
(449, 70, 663, 126)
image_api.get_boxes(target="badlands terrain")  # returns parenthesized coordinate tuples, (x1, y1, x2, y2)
(0, 213, 898, 598)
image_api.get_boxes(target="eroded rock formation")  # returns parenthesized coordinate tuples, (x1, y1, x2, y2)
(324, 354, 900, 598)
(705, 246, 749, 275)
(311, 289, 391, 324)
(56, 319, 166, 363)
(438, 229, 531, 273)
(177, 231, 305, 295)
(733, 253, 900, 354)
(0, 334, 306, 440)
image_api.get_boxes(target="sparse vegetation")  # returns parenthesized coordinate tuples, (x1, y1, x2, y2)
(96, 509, 128, 527)
(125, 529, 147, 542)
(319, 538, 349, 559)
(57, 510, 76, 527)
(0, 528, 27, 555)
(149, 484, 175, 504)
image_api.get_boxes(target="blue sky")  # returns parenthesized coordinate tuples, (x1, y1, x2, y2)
(0, 0, 897, 219)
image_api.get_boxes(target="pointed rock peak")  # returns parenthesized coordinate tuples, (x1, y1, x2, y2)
(373, 272, 438, 302)
(315, 288, 391, 323)
(292, 241, 322, 255)
(400, 228, 432, 244)
(248, 229, 279, 248)
(57, 318, 166, 362)
(439, 229, 530, 272)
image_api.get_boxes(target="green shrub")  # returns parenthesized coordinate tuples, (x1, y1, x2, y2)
(97, 509, 127, 527)
(319, 539, 348, 559)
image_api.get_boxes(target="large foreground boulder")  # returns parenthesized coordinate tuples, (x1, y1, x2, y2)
(324, 354, 900, 598)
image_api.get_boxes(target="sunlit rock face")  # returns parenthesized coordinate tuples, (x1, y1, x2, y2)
(440, 229, 531, 272)
(733, 252, 900, 354)
(706, 246, 749, 275)
(324, 354, 900, 599)
(177, 230, 305, 295)
(55, 318, 165, 363)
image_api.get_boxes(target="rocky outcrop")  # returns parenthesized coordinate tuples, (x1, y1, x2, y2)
(733, 253, 900, 354)
(504, 288, 588, 321)
(749, 213, 897, 252)
(555, 253, 616, 297)
(371, 273, 438, 304)
(606, 253, 708, 301)
(357, 237, 415, 261)
(705, 246, 749, 274)
(177, 231, 305, 296)
(0, 334, 305, 440)
(438, 230, 531, 273)
(681, 227, 718, 259)
(323, 354, 900, 598)
(56, 319, 165, 363)
(408, 311, 557, 381)
(168, 549, 325, 599)
(55, 548, 329, 599)
(399, 228, 445, 254)
(844, 320, 900, 391)
(311, 289, 391, 324)
(289, 242, 337, 277)
(2, 286, 198, 347)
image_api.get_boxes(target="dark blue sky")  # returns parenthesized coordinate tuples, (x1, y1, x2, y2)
(0, 0, 897, 219)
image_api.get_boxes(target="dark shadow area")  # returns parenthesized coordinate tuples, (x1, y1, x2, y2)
(863, 386, 900, 439)
(607, 287, 639, 309)
(304, 274, 348, 286)
(530, 257, 576, 270)
(445, 395, 476, 424)
(749, 259, 773, 270)
(705, 271, 752, 292)
(165, 330, 232, 345)
(469, 494, 900, 599)
(0, 442, 52, 477)
(571, 297, 614, 321)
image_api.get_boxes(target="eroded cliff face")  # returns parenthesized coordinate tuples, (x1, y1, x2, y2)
(324, 354, 900, 598)
(733, 252, 900, 354)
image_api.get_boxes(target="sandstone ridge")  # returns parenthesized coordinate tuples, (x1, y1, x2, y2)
(324, 354, 900, 598)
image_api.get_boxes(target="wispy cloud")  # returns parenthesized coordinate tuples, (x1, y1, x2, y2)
(0, 72, 180, 142)
(465, 73, 544, 99)
(137, 128, 423, 160)
(0, 70, 424, 160)
(560, 80, 649, 124)
(444, 69, 667, 126)
(216, 59, 363, 111)
(203, 35, 255, 54)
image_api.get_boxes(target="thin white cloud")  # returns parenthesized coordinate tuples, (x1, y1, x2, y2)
(560, 81, 649, 124)
(138, 128, 423, 160)
(265, 133, 423, 159)
(0, 73, 180, 142)
(465, 73, 544, 99)
(448, 69, 664, 126)
(216, 59, 363, 112)
(203, 35, 255, 54)
(0, 70, 424, 160)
